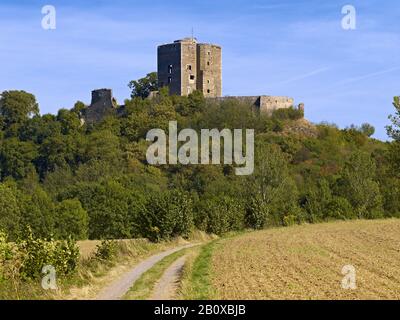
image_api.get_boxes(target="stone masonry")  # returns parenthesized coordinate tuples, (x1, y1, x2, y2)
(210, 96, 295, 114)
(157, 38, 222, 97)
(83, 89, 121, 124)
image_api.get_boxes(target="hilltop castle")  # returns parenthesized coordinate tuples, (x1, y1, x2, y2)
(83, 38, 302, 123)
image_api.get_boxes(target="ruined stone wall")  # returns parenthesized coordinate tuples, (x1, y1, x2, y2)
(259, 96, 294, 114)
(207, 96, 295, 114)
(84, 89, 117, 124)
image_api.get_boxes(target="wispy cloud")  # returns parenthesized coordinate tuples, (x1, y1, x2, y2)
(332, 66, 400, 87)
(277, 67, 331, 85)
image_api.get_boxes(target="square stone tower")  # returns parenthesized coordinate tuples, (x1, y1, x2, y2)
(196, 43, 222, 97)
(157, 38, 222, 97)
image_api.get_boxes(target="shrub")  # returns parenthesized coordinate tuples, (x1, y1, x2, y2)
(55, 199, 89, 240)
(200, 197, 245, 235)
(0, 184, 21, 241)
(52, 237, 80, 275)
(17, 228, 79, 280)
(245, 195, 269, 230)
(139, 190, 194, 242)
(326, 197, 355, 220)
(0, 231, 14, 280)
(272, 107, 303, 121)
(94, 240, 118, 261)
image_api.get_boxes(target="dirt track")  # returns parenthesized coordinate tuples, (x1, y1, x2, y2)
(96, 244, 195, 300)
(150, 255, 187, 300)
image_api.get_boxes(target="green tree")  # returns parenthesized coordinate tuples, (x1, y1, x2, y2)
(387, 96, 400, 140)
(338, 151, 383, 219)
(71, 101, 86, 115)
(55, 199, 89, 240)
(128, 72, 158, 99)
(386, 97, 400, 181)
(0, 90, 39, 130)
(0, 138, 38, 180)
(63, 181, 133, 239)
(19, 114, 61, 144)
(19, 186, 55, 238)
(0, 183, 21, 240)
(84, 130, 121, 163)
(57, 109, 81, 135)
(304, 179, 332, 222)
(246, 142, 301, 227)
(139, 190, 194, 241)
(360, 123, 375, 137)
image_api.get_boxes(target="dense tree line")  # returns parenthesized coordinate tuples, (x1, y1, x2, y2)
(0, 86, 399, 242)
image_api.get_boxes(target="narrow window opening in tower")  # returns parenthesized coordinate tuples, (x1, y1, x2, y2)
(187, 65, 192, 70)
(168, 65, 173, 74)
(207, 61, 210, 66)
(190, 75, 195, 80)
(207, 89, 211, 94)
(207, 79, 210, 84)
(168, 76, 172, 84)
(207, 51, 211, 55)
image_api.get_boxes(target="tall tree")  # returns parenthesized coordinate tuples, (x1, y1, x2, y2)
(386, 96, 400, 178)
(0, 183, 21, 240)
(0, 90, 39, 130)
(55, 199, 89, 240)
(128, 72, 158, 99)
(0, 138, 38, 180)
(339, 151, 383, 218)
(387, 96, 400, 140)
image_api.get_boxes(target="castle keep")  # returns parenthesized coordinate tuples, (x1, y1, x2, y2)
(158, 38, 222, 97)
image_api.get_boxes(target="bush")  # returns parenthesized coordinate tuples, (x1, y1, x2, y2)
(272, 107, 303, 121)
(0, 183, 21, 241)
(326, 197, 355, 220)
(0, 231, 14, 280)
(55, 199, 89, 240)
(139, 190, 194, 242)
(245, 195, 268, 230)
(52, 237, 80, 275)
(199, 197, 245, 235)
(18, 228, 79, 280)
(61, 181, 133, 239)
(94, 240, 118, 261)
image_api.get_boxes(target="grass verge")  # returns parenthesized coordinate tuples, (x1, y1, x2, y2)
(179, 241, 218, 300)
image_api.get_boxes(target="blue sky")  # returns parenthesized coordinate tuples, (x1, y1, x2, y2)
(0, 0, 399, 140)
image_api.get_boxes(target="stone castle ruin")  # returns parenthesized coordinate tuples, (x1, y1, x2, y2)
(83, 38, 303, 123)
(157, 37, 302, 114)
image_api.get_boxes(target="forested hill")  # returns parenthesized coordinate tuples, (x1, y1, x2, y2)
(1, 89, 399, 242)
